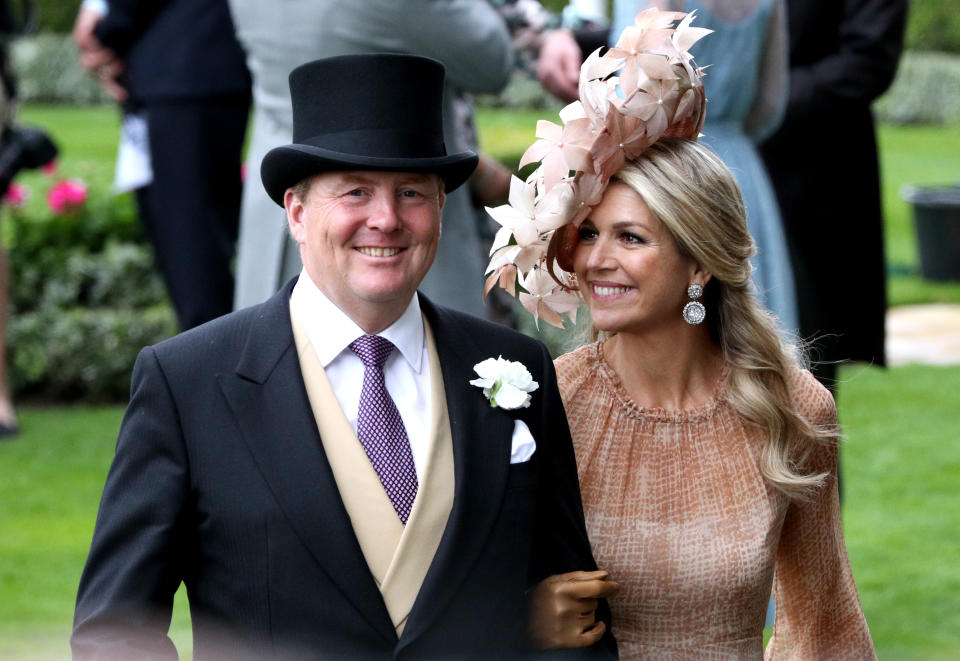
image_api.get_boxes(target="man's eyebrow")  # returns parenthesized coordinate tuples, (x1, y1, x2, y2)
(331, 173, 376, 186)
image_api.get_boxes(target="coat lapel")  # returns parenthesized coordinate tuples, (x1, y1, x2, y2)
(216, 281, 396, 645)
(399, 297, 515, 646)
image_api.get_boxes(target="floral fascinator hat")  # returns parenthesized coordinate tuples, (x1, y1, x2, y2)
(484, 8, 712, 328)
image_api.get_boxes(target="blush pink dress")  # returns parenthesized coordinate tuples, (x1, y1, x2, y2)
(555, 341, 875, 659)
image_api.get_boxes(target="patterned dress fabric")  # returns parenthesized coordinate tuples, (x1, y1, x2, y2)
(555, 341, 875, 659)
(349, 335, 419, 524)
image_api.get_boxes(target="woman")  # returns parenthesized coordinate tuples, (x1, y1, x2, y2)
(537, 139, 875, 658)
(484, 9, 875, 658)
(612, 0, 798, 331)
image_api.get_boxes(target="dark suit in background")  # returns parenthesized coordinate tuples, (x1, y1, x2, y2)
(759, 0, 908, 384)
(94, 0, 251, 330)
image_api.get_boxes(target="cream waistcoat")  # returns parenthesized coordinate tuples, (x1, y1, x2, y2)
(290, 307, 455, 635)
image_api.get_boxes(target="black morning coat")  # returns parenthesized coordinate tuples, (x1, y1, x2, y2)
(760, 0, 907, 367)
(72, 278, 617, 660)
(92, 0, 250, 104)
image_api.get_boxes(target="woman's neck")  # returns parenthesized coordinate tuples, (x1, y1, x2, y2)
(603, 322, 724, 411)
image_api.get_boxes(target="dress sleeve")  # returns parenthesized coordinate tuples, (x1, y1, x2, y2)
(765, 377, 876, 659)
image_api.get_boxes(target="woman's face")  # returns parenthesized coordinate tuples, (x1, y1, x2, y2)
(573, 182, 700, 335)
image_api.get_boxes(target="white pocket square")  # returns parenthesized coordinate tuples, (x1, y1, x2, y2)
(510, 420, 537, 464)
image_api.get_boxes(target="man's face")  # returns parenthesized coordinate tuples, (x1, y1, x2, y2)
(285, 170, 445, 331)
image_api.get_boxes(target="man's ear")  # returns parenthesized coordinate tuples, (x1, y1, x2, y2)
(284, 189, 306, 243)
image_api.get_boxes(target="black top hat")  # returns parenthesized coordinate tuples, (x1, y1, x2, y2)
(261, 54, 478, 206)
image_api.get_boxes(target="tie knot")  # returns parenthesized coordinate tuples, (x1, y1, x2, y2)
(349, 334, 396, 368)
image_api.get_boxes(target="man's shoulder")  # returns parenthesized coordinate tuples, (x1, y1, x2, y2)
(149, 296, 287, 368)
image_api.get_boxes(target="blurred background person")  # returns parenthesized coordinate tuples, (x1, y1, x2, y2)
(228, 0, 514, 319)
(72, 0, 250, 331)
(0, 0, 58, 437)
(759, 0, 908, 392)
(616, 0, 797, 332)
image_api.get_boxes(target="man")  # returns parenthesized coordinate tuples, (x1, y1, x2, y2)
(72, 0, 250, 330)
(73, 54, 614, 659)
(759, 0, 908, 389)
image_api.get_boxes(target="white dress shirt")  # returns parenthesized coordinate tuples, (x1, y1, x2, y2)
(289, 271, 433, 480)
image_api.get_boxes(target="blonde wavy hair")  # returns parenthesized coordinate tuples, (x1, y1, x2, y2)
(596, 138, 834, 498)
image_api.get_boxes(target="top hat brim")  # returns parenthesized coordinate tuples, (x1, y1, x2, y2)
(261, 143, 479, 206)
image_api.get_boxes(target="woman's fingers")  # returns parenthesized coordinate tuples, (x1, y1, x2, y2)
(558, 577, 622, 601)
(553, 569, 609, 583)
(569, 620, 607, 648)
(526, 571, 618, 649)
(594, 579, 622, 599)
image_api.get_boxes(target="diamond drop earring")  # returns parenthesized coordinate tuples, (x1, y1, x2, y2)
(682, 283, 706, 325)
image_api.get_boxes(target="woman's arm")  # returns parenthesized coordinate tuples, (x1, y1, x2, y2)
(766, 376, 876, 659)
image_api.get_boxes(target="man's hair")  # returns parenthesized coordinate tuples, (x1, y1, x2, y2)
(289, 176, 315, 203)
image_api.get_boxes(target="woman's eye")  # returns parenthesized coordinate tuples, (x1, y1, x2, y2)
(621, 231, 645, 244)
(578, 227, 598, 241)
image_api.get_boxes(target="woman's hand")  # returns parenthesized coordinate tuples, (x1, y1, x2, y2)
(526, 569, 621, 649)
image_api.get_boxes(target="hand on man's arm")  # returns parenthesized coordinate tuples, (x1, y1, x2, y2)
(527, 570, 620, 650)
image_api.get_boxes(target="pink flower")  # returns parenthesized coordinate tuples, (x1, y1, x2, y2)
(3, 181, 28, 207)
(47, 178, 89, 216)
(41, 160, 59, 177)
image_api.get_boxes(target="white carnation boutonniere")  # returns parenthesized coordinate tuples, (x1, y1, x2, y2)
(470, 356, 539, 409)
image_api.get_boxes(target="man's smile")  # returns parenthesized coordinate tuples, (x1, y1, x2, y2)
(355, 247, 404, 257)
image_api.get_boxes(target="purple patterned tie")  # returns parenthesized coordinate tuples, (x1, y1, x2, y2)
(349, 335, 419, 524)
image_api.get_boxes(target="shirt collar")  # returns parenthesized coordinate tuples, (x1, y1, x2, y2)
(290, 270, 424, 371)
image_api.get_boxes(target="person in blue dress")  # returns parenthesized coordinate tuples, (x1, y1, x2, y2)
(612, 0, 797, 333)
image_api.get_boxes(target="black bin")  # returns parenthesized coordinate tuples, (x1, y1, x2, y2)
(902, 185, 960, 282)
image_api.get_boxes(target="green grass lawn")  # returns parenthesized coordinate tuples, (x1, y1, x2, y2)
(838, 364, 960, 660)
(0, 407, 192, 660)
(1, 363, 958, 658)
(876, 124, 960, 306)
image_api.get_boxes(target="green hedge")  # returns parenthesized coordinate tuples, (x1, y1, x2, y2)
(875, 51, 960, 125)
(906, 0, 960, 54)
(5, 188, 177, 401)
(12, 33, 110, 104)
(33, 0, 81, 34)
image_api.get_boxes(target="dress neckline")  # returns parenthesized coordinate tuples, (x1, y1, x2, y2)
(592, 340, 729, 423)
